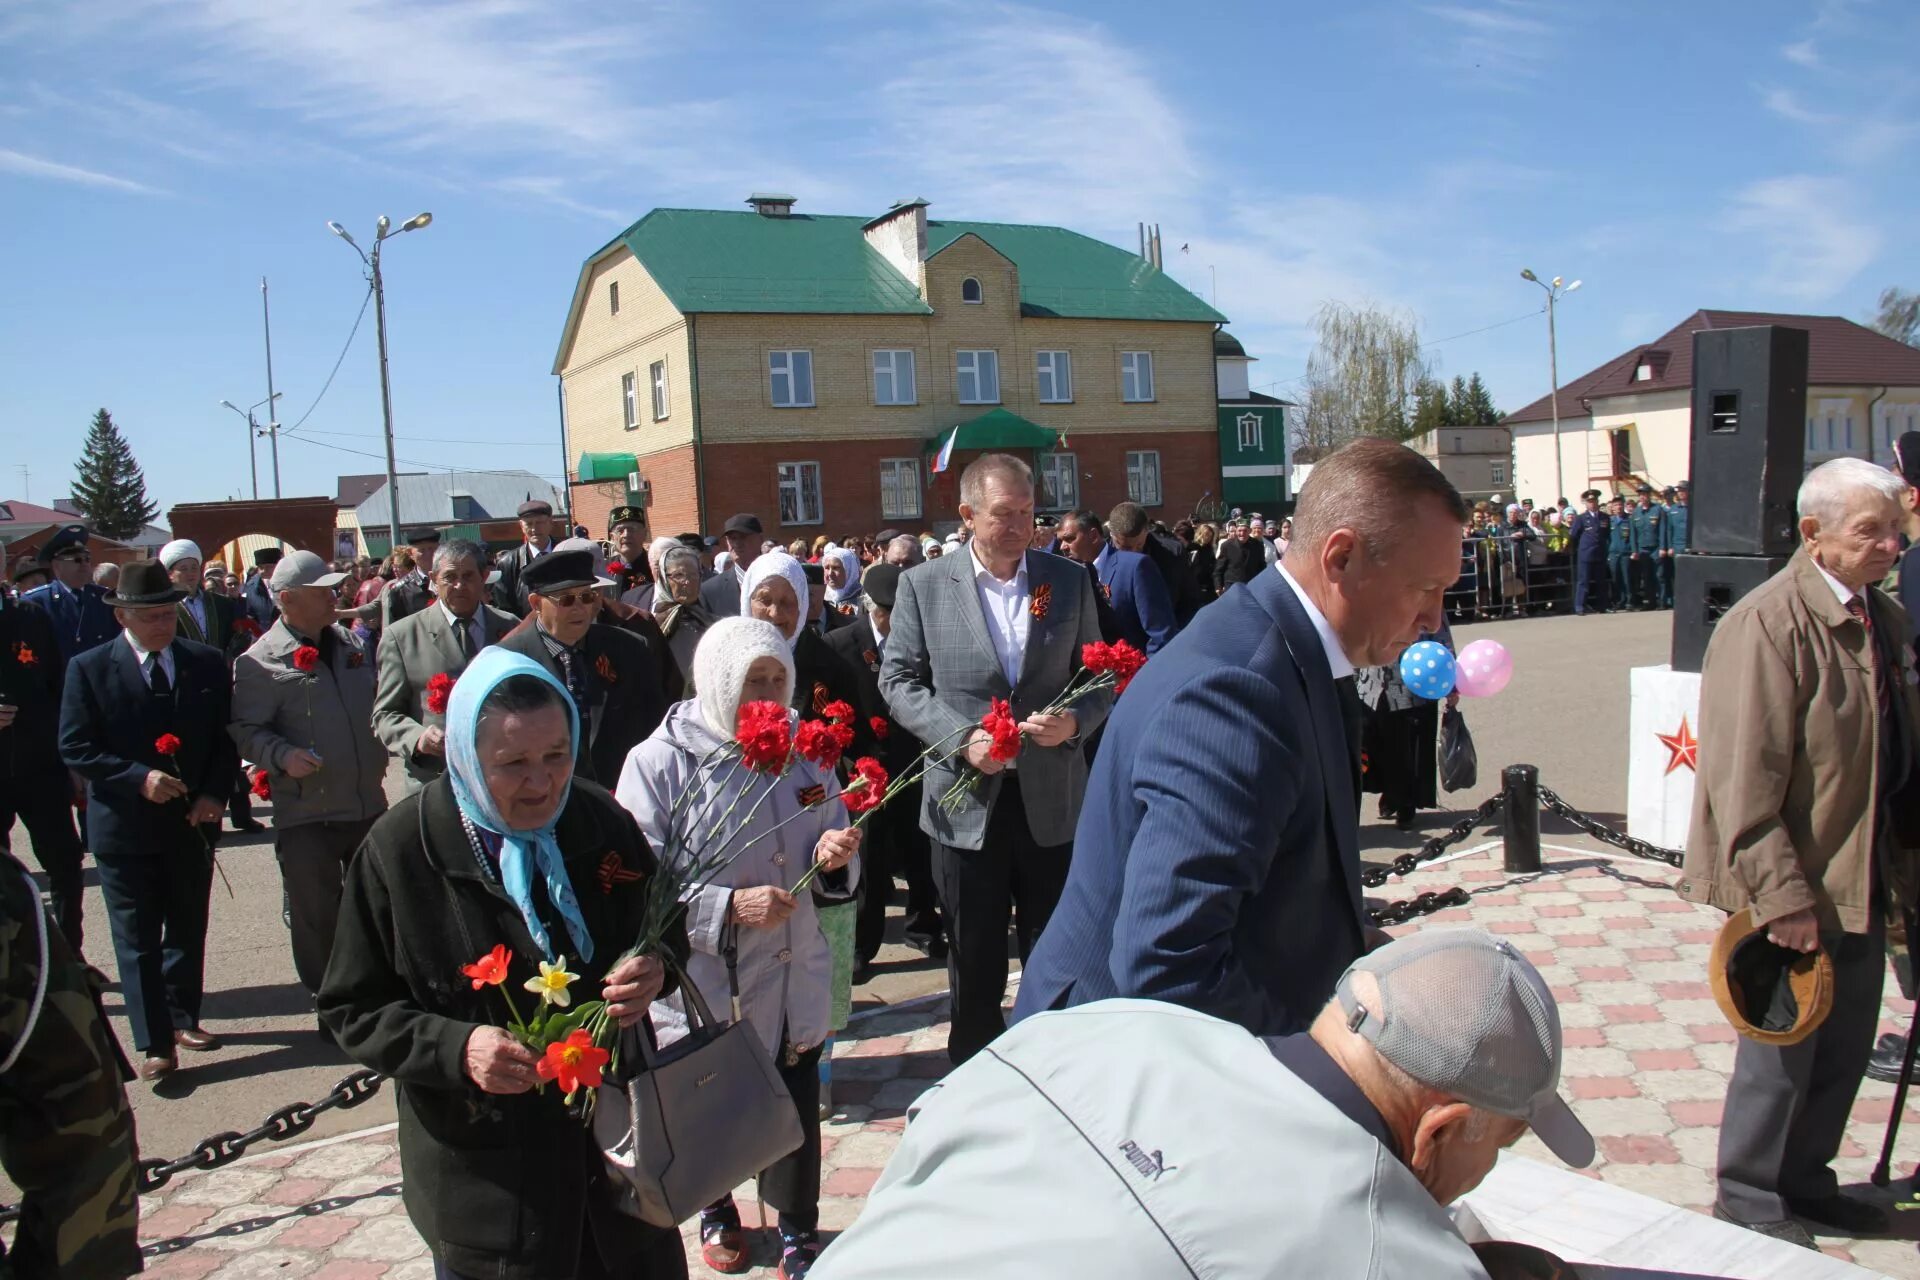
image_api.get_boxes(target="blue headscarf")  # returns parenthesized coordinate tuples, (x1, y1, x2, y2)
(445, 648, 593, 963)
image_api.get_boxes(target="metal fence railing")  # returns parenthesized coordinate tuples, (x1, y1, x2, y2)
(1444, 535, 1574, 624)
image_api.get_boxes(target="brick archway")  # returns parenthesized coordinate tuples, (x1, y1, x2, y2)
(166, 498, 338, 561)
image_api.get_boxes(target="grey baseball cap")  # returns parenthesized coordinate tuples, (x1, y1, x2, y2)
(269, 549, 347, 593)
(1336, 928, 1594, 1168)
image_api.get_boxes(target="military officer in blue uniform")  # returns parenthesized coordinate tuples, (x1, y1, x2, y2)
(19, 526, 117, 662)
(1657, 482, 1689, 609)
(1627, 484, 1663, 610)
(1567, 489, 1610, 615)
(1607, 496, 1633, 610)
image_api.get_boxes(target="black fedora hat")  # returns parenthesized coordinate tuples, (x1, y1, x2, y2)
(105, 559, 188, 608)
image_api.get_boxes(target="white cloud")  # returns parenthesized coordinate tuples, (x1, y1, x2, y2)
(488, 178, 626, 225)
(1725, 175, 1879, 301)
(1421, 1, 1557, 78)
(0, 148, 164, 194)
(1760, 87, 1833, 126)
(1782, 38, 1821, 68)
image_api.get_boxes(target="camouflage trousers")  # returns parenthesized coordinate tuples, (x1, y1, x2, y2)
(0, 850, 141, 1279)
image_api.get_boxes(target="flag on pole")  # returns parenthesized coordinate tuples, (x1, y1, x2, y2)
(929, 424, 959, 476)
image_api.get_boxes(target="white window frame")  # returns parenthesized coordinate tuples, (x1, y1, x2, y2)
(956, 349, 1000, 405)
(1236, 411, 1263, 451)
(879, 457, 922, 520)
(649, 359, 669, 421)
(1125, 450, 1163, 506)
(872, 349, 917, 406)
(1121, 351, 1155, 402)
(768, 349, 815, 408)
(621, 371, 638, 430)
(961, 277, 983, 304)
(1038, 451, 1079, 511)
(1490, 460, 1507, 486)
(777, 461, 824, 526)
(609, 281, 620, 315)
(1035, 350, 1073, 403)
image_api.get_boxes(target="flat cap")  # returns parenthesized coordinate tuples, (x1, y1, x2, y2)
(516, 499, 554, 518)
(722, 512, 764, 537)
(861, 562, 902, 610)
(405, 527, 442, 546)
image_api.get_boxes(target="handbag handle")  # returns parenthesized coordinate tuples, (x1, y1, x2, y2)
(620, 950, 723, 1075)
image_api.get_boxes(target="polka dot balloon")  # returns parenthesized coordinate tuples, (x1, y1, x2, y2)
(1453, 638, 1514, 698)
(1398, 639, 1457, 701)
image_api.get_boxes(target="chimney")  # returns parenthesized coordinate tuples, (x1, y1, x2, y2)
(862, 197, 930, 290)
(747, 192, 797, 218)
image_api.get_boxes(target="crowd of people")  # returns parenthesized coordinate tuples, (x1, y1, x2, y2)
(3, 437, 1918, 1277)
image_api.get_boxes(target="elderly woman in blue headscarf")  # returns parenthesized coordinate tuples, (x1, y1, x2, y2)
(319, 648, 691, 1280)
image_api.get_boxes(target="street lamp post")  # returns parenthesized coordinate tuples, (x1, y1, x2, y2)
(329, 213, 432, 557)
(219, 393, 281, 500)
(1521, 269, 1582, 502)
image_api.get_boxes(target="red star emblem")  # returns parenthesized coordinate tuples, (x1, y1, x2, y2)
(1656, 716, 1698, 775)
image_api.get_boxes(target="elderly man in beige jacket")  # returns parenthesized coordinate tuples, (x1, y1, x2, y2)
(1678, 457, 1920, 1248)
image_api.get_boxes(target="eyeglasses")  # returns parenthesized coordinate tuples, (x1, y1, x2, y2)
(545, 590, 599, 609)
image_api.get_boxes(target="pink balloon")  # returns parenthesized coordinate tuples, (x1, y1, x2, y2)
(1453, 638, 1513, 698)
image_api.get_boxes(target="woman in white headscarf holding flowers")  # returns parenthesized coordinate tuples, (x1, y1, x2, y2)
(320, 646, 690, 1280)
(615, 617, 862, 1280)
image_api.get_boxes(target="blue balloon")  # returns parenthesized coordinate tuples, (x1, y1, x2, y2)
(1398, 640, 1457, 701)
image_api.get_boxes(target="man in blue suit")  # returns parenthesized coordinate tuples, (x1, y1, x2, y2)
(1059, 510, 1178, 654)
(59, 560, 237, 1081)
(1014, 440, 1469, 1036)
(19, 525, 118, 663)
(242, 547, 282, 630)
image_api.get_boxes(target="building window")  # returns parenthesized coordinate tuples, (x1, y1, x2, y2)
(956, 349, 1000, 404)
(961, 277, 983, 304)
(1038, 452, 1079, 511)
(609, 281, 620, 315)
(769, 350, 814, 408)
(1035, 350, 1073, 403)
(621, 372, 638, 430)
(650, 360, 669, 420)
(872, 350, 917, 405)
(1125, 451, 1163, 506)
(1451, 433, 1464, 454)
(879, 458, 921, 520)
(451, 494, 478, 522)
(1236, 411, 1263, 451)
(1490, 461, 1507, 486)
(1121, 351, 1155, 402)
(1845, 416, 1854, 450)
(777, 462, 823, 525)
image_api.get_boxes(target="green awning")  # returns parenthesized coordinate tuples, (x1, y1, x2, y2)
(577, 452, 638, 482)
(922, 408, 1059, 455)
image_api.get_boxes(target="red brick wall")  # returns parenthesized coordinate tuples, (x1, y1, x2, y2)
(567, 443, 701, 539)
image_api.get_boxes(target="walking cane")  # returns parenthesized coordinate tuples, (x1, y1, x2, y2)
(1872, 911, 1920, 1188)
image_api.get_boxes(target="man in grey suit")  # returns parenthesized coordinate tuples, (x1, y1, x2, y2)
(881, 454, 1113, 1065)
(372, 539, 516, 788)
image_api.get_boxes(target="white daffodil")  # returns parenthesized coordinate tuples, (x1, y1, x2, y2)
(523, 956, 579, 1007)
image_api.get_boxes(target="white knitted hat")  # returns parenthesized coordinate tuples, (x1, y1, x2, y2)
(740, 550, 808, 644)
(693, 616, 794, 739)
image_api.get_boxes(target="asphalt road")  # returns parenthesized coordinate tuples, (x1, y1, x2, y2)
(2, 606, 1676, 1195)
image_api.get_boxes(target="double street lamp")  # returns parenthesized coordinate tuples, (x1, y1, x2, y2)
(328, 212, 432, 557)
(1521, 268, 1581, 502)
(218, 392, 281, 500)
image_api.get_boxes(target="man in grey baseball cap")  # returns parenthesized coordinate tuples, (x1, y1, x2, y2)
(815, 928, 1590, 1279)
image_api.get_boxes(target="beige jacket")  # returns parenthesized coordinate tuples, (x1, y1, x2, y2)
(1677, 551, 1920, 933)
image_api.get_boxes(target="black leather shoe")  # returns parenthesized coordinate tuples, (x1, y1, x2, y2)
(1867, 1029, 1911, 1083)
(1711, 1203, 1817, 1249)
(230, 819, 266, 834)
(1787, 1194, 1889, 1236)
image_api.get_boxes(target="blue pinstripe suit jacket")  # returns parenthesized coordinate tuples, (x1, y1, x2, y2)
(1013, 565, 1368, 1036)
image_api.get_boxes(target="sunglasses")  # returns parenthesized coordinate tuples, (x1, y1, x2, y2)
(545, 589, 599, 609)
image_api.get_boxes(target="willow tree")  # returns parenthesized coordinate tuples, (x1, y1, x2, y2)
(1297, 302, 1433, 454)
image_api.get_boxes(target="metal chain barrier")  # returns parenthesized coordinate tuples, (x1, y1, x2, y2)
(1362, 793, 1506, 927)
(1537, 786, 1685, 868)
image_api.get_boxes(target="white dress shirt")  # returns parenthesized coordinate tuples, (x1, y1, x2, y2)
(439, 601, 486, 655)
(124, 630, 177, 688)
(1812, 559, 1857, 609)
(870, 614, 887, 657)
(970, 544, 1031, 686)
(1275, 563, 1355, 679)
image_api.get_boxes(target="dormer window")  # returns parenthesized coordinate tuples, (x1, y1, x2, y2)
(1633, 350, 1669, 383)
(961, 277, 983, 304)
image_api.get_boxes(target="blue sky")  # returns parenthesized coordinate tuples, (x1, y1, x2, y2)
(4, 0, 1916, 515)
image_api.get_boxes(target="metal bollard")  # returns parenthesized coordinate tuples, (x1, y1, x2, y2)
(1502, 764, 1542, 874)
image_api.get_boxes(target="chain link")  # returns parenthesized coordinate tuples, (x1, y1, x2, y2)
(1537, 787, 1685, 868)
(1368, 886, 1474, 926)
(1359, 793, 1506, 889)
(128, 1070, 386, 1197)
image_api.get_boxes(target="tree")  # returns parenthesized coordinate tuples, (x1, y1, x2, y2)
(1297, 302, 1434, 452)
(1447, 375, 1470, 426)
(1410, 376, 1450, 436)
(1873, 286, 1919, 348)
(1461, 372, 1502, 425)
(70, 409, 158, 540)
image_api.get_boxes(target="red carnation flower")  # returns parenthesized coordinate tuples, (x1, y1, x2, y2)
(233, 617, 262, 639)
(425, 672, 456, 716)
(735, 700, 793, 773)
(1084, 638, 1146, 695)
(982, 698, 1022, 763)
(869, 715, 889, 741)
(822, 699, 856, 727)
(842, 757, 889, 814)
(155, 734, 183, 757)
(13, 641, 37, 667)
(292, 645, 320, 672)
(249, 769, 272, 800)
(796, 717, 855, 770)
(606, 560, 627, 575)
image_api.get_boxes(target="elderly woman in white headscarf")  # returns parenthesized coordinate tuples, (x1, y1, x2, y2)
(614, 618, 861, 1278)
(820, 545, 864, 633)
(741, 552, 869, 743)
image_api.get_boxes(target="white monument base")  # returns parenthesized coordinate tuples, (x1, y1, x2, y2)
(1627, 664, 1703, 852)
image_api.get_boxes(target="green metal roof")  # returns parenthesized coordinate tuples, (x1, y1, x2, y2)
(921, 408, 1059, 454)
(587, 208, 1227, 323)
(577, 452, 638, 483)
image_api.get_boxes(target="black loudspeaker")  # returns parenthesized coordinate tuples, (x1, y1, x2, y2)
(1671, 553, 1789, 672)
(1688, 325, 1809, 556)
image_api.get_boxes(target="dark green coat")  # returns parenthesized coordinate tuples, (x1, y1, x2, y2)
(318, 776, 689, 1279)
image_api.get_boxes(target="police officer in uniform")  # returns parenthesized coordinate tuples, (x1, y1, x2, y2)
(19, 525, 118, 662)
(1628, 484, 1662, 610)
(1567, 490, 1610, 615)
(1658, 482, 1689, 609)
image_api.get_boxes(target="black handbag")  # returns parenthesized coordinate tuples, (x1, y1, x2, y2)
(1440, 707, 1478, 793)
(593, 953, 805, 1228)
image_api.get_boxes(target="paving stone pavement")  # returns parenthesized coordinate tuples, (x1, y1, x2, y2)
(109, 844, 1920, 1277)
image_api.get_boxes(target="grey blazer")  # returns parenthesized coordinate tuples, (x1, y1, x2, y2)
(880, 548, 1111, 850)
(231, 620, 388, 828)
(372, 601, 518, 785)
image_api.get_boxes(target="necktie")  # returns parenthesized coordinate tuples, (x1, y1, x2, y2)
(147, 652, 171, 698)
(456, 618, 475, 661)
(1334, 674, 1365, 809)
(1847, 596, 1893, 722)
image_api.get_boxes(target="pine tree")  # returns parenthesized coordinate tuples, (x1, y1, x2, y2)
(1410, 376, 1450, 436)
(1447, 375, 1471, 427)
(70, 409, 158, 540)
(1463, 372, 1502, 425)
